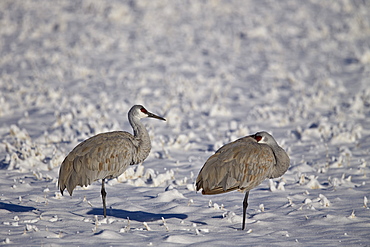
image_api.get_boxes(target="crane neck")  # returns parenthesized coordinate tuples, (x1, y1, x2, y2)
(269, 144, 290, 178)
(128, 115, 152, 162)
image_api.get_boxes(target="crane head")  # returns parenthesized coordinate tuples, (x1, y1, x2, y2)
(131, 105, 166, 121)
(253, 131, 276, 145)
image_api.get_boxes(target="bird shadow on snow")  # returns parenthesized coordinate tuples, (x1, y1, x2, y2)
(86, 208, 187, 222)
(0, 202, 37, 212)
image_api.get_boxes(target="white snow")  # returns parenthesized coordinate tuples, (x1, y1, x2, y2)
(0, 0, 369, 246)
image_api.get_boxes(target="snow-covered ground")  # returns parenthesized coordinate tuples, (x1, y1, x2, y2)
(0, 0, 369, 246)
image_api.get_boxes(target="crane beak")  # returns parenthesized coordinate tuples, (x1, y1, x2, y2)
(147, 112, 166, 121)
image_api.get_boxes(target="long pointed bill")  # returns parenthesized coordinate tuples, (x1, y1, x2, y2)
(147, 112, 166, 121)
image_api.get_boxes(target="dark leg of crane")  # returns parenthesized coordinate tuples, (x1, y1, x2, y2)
(242, 191, 249, 230)
(101, 179, 107, 218)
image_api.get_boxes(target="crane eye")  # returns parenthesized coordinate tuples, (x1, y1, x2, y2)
(255, 135, 262, 142)
(140, 107, 148, 114)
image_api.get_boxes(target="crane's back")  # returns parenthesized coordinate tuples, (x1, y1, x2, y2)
(196, 136, 276, 195)
(58, 131, 141, 195)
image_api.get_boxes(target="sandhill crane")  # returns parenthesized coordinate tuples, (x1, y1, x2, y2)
(196, 131, 290, 230)
(58, 105, 166, 217)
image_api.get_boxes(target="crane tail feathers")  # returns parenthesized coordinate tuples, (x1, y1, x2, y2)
(200, 186, 240, 195)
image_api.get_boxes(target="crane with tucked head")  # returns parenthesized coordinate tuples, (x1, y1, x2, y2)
(58, 105, 166, 217)
(196, 131, 290, 230)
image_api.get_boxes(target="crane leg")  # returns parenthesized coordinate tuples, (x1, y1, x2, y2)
(242, 191, 249, 230)
(101, 179, 107, 218)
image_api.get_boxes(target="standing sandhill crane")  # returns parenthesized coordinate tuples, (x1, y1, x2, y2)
(58, 105, 166, 217)
(196, 131, 290, 230)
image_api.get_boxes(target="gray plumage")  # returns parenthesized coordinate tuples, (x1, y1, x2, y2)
(58, 105, 166, 217)
(196, 131, 290, 230)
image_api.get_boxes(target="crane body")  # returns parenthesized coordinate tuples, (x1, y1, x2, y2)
(196, 131, 290, 230)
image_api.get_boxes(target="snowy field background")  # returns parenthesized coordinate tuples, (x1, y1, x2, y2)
(0, 0, 370, 246)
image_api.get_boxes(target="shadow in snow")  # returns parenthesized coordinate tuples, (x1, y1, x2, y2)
(0, 202, 37, 212)
(211, 215, 223, 219)
(87, 208, 187, 222)
(0, 159, 9, 170)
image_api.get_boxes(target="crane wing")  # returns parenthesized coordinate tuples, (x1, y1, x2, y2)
(196, 136, 276, 195)
(58, 131, 137, 195)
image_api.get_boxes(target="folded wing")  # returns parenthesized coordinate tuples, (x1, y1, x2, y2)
(196, 136, 276, 195)
(58, 131, 136, 195)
